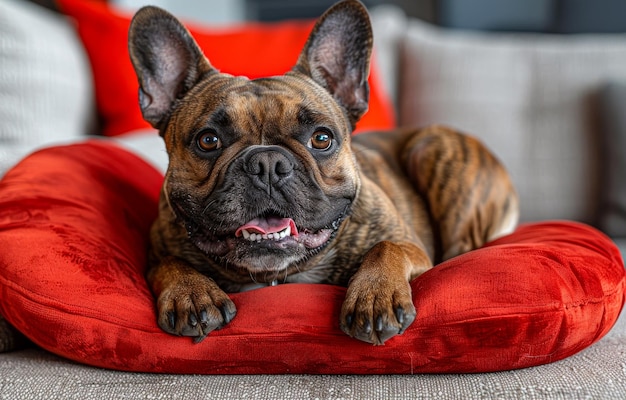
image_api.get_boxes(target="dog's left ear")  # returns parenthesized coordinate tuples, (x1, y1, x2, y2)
(294, 0, 373, 128)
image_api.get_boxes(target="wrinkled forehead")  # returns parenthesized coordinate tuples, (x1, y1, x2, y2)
(218, 75, 344, 132)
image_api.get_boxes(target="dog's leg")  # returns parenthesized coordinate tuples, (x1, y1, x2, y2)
(146, 257, 237, 342)
(403, 125, 519, 261)
(340, 239, 432, 345)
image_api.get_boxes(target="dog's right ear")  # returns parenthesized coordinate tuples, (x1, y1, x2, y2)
(128, 6, 215, 131)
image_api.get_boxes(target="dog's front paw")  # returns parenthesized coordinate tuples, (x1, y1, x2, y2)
(339, 274, 416, 345)
(156, 274, 236, 343)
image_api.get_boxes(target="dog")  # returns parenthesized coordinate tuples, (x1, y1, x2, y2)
(128, 0, 519, 345)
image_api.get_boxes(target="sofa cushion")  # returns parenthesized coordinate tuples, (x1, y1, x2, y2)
(0, 141, 623, 374)
(0, 0, 95, 175)
(399, 19, 626, 223)
(598, 82, 626, 238)
(56, 0, 395, 137)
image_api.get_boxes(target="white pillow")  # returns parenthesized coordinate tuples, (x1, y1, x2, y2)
(0, 0, 96, 176)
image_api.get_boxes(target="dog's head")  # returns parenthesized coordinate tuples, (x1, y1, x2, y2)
(128, 0, 372, 275)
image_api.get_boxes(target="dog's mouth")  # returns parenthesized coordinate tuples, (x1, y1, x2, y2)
(185, 207, 346, 258)
(234, 216, 333, 249)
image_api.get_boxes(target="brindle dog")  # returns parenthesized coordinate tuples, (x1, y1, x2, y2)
(128, 0, 519, 345)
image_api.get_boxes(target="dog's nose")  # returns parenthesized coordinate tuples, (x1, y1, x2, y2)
(242, 146, 294, 194)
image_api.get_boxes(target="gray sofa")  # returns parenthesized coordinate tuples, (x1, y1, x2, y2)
(1, 0, 625, 398)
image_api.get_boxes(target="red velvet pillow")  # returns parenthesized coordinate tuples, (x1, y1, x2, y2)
(0, 141, 624, 374)
(56, 0, 396, 137)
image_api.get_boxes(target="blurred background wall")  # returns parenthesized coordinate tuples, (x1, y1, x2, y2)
(114, 0, 626, 33)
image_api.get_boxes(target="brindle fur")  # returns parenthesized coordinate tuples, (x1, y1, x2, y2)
(129, 0, 519, 345)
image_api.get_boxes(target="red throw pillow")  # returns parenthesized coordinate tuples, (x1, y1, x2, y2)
(0, 141, 624, 374)
(56, 0, 396, 137)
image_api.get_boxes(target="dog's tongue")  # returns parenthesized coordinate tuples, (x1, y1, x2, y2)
(235, 217, 298, 237)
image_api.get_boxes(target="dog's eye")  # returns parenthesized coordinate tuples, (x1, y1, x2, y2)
(197, 130, 222, 152)
(308, 131, 333, 150)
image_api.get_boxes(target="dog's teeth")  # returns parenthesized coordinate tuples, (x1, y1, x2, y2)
(241, 225, 295, 242)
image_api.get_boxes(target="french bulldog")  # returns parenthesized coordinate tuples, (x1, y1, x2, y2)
(128, 0, 519, 345)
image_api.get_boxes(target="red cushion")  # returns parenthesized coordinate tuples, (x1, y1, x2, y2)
(0, 142, 624, 374)
(56, 0, 396, 137)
